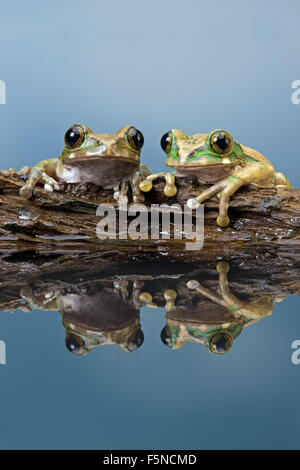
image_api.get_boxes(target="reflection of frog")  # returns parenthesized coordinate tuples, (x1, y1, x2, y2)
(20, 280, 145, 355)
(161, 261, 285, 354)
(11, 124, 150, 203)
(140, 129, 292, 227)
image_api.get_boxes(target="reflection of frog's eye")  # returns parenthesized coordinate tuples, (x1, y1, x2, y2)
(64, 125, 85, 149)
(127, 127, 144, 151)
(210, 131, 233, 154)
(160, 326, 172, 347)
(65, 333, 86, 356)
(126, 328, 144, 351)
(160, 132, 172, 154)
(209, 332, 232, 354)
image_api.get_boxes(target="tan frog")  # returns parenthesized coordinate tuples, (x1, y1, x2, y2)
(12, 124, 150, 203)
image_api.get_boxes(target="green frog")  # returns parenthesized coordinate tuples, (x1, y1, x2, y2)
(160, 261, 285, 354)
(12, 124, 150, 203)
(140, 129, 292, 227)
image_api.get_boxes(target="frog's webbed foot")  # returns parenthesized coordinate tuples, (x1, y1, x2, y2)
(187, 175, 245, 227)
(20, 166, 60, 198)
(20, 286, 57, 311)
(139, 172, 177, 197)
(114, 280, 128, 299)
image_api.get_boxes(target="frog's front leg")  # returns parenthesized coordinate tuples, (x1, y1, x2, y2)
(188, 164, 274, 227)
(20, 158, 60, 198)
(139, 172, 177, 197)
(2, 166, 31, 177)
(129, 163, 152, 203)
(113, 179, 129, 205)
(187, 262, 245, 313)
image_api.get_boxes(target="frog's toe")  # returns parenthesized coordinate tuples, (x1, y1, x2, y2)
(42, 173, 60, 191)
(187, 198, 200, 209)
(20, 286, 34, 299)
(20, 185, 33, 198)
(187, 280, 200, 290)
(217, 215, 230, 227)
(164, 184, 177, 197)
(216, 261, 230, 273)
(44, 183, 54, 193)
(118, 194, 128, 206)
(139, 179, 152, 192)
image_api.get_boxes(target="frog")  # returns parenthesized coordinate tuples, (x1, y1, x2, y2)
(139, 129, 292, 227)
(19, 279, 145, 355)
(10, 124, 151, 204)
(160, 261, 285, 354)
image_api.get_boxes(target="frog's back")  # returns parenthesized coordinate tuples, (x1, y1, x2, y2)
(240, 144, 274, 168)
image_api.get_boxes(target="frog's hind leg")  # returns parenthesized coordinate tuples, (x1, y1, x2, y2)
(275, 172, 292, 189)
(139, 172, 177, 197)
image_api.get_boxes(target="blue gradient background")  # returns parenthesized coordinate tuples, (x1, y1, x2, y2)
(0, 0, 300, 450)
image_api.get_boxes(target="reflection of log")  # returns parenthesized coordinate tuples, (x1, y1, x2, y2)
(0, 171, 300, 254)
(0, 251, 300, 313)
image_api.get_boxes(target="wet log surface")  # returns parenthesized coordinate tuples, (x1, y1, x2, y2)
(0, 247, 300, 313)
(0, 170, 300, 256)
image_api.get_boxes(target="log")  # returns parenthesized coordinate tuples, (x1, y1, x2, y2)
(0, 250, 299, 314)
(0, 170, 299, 256)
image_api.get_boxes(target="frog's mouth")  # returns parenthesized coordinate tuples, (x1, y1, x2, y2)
(166, 160, 235, 169)
(64, 155, 139, 164)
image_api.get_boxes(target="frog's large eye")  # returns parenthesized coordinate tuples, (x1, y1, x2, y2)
(210, 131, 233, 154)
(160, 132, 172, 154)
(127, 127, 144, 151)
(208, 332, 232, 355)
(160, 326, 172, 347)
(126, 328, 144, 351)
(64, 125, 85, 149)
(65, 333, 87, 356)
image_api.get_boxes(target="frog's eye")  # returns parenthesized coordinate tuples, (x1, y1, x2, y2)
(208, 332, 232, 355)
(210, 131, 233, 154)
(160, 326, 172, 347)
(126, 328, 144, 351)
(65, 333, 87, 356)
(127, 127, 144, 151)
(160, 132, 172, 154)
(64, 125, 85, 149)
